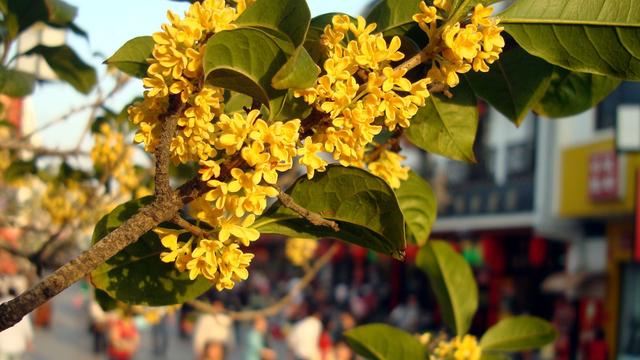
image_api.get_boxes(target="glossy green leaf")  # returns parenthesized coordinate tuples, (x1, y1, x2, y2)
(395, 171, 436, 246)
(405, 78, 478, 162)
(345, 324, 427, 360)
(267, 89, 313, 122)
(366, 0, 421, 37)
(500, 0, 640, 80)
(480, 316, 558, 352)
(4, 160, 37, 182)
(272, 46, 320, 90)
(234, 0, 310, 47)
(204, 28, 288, 106)
(0, 67, 36, 97)
(465, 47, 553, 126)
(105, 36, 154, 78)
(253, 165, 406, 258)
(534, 67, 621, 118)
(26, 45, 96, 94)
(90, 197, 211, 306)
(416, 240, 478, 335)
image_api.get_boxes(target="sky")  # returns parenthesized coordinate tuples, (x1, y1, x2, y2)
(29, 0, 370, 150)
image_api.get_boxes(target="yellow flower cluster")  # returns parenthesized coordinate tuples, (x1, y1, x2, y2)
(91, 123, 138, 194)
(131, 0, 506, 288)
(128, 0, 302, 290)
(432, 335, 482, 360)
(368, 149, 410, 189)
(285, 237, 318, 266)
(128, 0, 253, 164)
(41, 180, 90, 225)
(414, 2, 504, 88)
(154, 226, 254, 291)
(295, 15, 429, 184)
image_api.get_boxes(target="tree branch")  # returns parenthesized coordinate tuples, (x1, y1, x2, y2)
(276, 187, 339, 232)
(154, 96, 182, 197)
(0, 196, 183, 331)
(190, 243, 339, 321)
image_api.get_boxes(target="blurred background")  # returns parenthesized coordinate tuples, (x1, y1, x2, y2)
(1, 1, 639, 359)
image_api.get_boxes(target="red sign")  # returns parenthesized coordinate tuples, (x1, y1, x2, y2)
(588, 151, 620, 201)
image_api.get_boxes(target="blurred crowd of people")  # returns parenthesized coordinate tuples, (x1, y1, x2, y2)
(0, 244, 437, 360)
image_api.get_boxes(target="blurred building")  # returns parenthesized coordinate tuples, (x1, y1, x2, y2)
(551, 82, 640, 359)
(416, 82, 640, 359)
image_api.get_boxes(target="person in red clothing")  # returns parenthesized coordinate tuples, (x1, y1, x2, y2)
(586, 328, 608, 360)
(107, 309, 140, 360)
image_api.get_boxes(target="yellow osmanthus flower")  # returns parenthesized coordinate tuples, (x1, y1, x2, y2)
(298, 137, 328, 179)
(416, 2, 505, 88)
(91, 123, 140, 195)
(155, 228, 193, 271)
(285, 237, 318, 266)
(133, 0, 510, 289)
(434, 0, 451, 12)
(432, 335, 482, 360)
(294, 15, 430, 177)
(41, 180, 91, 225)
(367, 149, 410, 189)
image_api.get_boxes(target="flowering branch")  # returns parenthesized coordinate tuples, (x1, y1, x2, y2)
(189, 243, 339, 321)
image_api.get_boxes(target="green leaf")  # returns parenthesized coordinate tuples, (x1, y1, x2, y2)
(253, 165, 406, 258)
(366, 0, 420, 36)
(4, 159, 37, 182)
(344, 324, 427, 360)
(267, 89, 313, 122)
(234, 0, 310, 48)
(5, 0, 77, 39)
(271, 46, 320, 90)
(26, 45, 96, 94)
(465, 47, 553, 126)
(500, 0, 640, 80)
(204, 28, 288, 106)
(480, 354, 510, 360)
(405, 78, 478, 162)
(90, 197, 211, 306)
(94, 288, 118, 312)
(480, 316, 558, 352)
(0, 67, 36, 97)
(534, 67, 621, 118)
(223, 91, 253, 114)
(105, 36, 154, 78)
(0, 120, 14, 129)
(395, 171, 436, 246)
(416, 240, 478, 335)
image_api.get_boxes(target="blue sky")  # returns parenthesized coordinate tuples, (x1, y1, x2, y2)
(31, 0, 370, 149)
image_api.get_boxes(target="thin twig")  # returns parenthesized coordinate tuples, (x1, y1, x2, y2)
(172, 215, 209, 238)
(0, 244, 30, 260)
(276, 187, 339, 232)
(0, 141, 88, 158)
(190, 243, 339, 321)
(21, 75, 129, 141)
